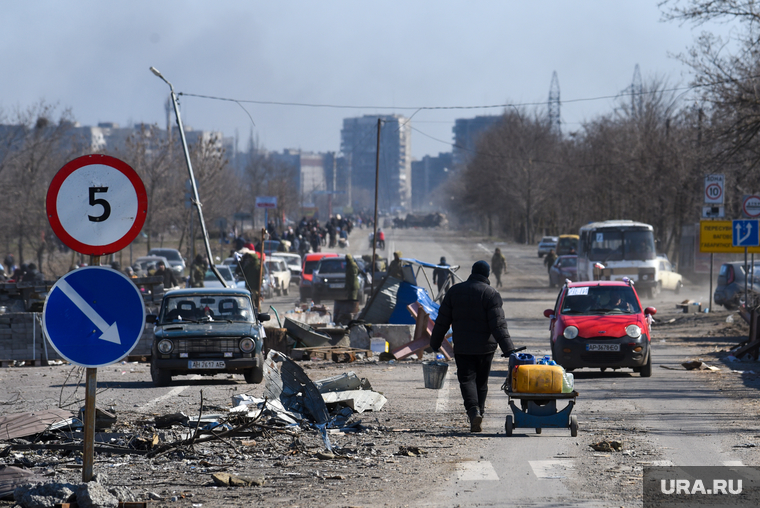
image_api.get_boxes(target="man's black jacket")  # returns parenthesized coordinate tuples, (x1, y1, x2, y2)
(430, 273, 513, 355)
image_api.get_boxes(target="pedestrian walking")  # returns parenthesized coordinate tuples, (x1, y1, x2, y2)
(189, 254, 207, 288)
(238, 251, 262, 306)
(430, 260, 517, 432)
(491, 248, 507, 288)
(432, 256, 451, 295)
(544, 249, 557, 273)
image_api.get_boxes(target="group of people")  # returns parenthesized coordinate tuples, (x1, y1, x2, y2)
(0, 253, 45, 284)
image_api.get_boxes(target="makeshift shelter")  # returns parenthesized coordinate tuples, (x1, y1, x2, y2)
(359, 258, 463, 325)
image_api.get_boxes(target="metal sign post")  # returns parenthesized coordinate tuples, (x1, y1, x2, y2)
(46, 155, 148, 482)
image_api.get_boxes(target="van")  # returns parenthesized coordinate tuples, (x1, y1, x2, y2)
(556, 234, 579, 256)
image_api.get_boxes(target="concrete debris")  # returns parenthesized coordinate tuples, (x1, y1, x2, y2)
(154, 412, 189, 428)
(321, 390, 387, 413)
(0, 466, 41, 500)
(590, 440, 624, 452)
(14, 482, 77, 508)
(75, 481, 118, 508)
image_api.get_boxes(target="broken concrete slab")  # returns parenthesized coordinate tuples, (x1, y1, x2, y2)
(13, 481, 77, 508)
(75, 481, 118, 508)
(211, 472, 264, 487)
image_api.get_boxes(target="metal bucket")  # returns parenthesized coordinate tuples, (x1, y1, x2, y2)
(422, 360, 449, 389)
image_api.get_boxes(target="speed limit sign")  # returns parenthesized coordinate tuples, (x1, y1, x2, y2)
(704, 174, 725, 204)
(46, 155, 148, 255)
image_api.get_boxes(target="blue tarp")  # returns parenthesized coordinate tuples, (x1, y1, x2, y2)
(387, 281, 439, 325)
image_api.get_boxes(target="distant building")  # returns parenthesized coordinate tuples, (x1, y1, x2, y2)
(411, 152, 453, 211)
(452, 115, 502, 167)
(340, 114, 412, 212)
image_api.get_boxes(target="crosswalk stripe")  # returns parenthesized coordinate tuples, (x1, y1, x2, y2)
(456, 461, 499, 481)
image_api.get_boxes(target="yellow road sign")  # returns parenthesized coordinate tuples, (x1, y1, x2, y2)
(700, 220, 760, 253)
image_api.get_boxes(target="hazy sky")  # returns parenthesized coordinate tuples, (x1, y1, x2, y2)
(1, 1, 717, 160)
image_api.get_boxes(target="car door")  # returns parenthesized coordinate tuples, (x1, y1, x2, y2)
(659, 260, 674, 290)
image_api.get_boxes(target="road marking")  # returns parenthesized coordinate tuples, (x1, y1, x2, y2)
(456, 461, 499, 481)
(652, 460, 674, 466)
(138, 376, 202, 411)
(56, 279, 121, 344)
(435, 369, 454, 413)
(529, 460, 575, 479)
(723, 461, 744, 466)
(476, 243, 491, 253)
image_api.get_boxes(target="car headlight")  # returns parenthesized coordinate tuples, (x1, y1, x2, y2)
(157, 339, 173, 354)
(625, 325, 642, 338)
(563, 326, 579, 339)
(239, 337, 255, 353)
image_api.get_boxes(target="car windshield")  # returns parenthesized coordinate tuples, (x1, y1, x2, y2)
(588, 228, 655, 262)
(150, 249, 182, 262)
(204, 266, 234, 282)
(265, 260, 284, 271)
(274, 256, 300, 269)
(318, 259, 347, 274)
(559, 257, 577, 267)
(160, 294, 254, 323)
(561, 286, 641, 315)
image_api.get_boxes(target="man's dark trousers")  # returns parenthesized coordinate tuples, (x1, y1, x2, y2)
(455, 352, 495, 413)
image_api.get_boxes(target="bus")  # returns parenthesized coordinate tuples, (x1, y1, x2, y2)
(556, 234, 579, 256)
(577, 220, 659, 297)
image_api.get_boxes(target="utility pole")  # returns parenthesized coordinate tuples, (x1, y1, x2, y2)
(548, 71, 561, 136)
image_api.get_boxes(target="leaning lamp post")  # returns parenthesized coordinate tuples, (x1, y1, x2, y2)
(149, 66, 227, 287)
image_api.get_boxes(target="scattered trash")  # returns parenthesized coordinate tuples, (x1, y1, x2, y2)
(211, 472, 265, 487)
(396, 446, 425, 456)
(727, 355, 739, 362)
(733, 443, 757, 448)
(0, 409, 74, 440)
(590, 440, 623, 452)
(681, 361, 720, 371)
(726, 315, 735, 323)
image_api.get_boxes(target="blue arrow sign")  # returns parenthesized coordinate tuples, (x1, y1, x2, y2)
(43, 267, 146, 367)
(733, 219, 760, 248)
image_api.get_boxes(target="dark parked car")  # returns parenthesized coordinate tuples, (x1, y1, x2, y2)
(714, 261, 760, 310)
(312, 255, 366, 304)
(147, 288, 270, 386)
(549, 255, 578, 287)
(544, 280, 655, 376)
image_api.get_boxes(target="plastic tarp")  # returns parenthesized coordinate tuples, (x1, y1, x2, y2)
(387, 281, 439, 324)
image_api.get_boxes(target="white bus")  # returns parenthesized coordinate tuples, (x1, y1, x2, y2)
(577, 220, 659, 297)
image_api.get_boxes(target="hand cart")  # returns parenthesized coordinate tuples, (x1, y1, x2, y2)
(501, 382, 579, 437)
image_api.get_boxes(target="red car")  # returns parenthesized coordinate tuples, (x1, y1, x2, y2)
(544, 280, 655, 376)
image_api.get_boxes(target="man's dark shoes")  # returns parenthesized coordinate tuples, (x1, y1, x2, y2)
(468, 407, 482, 433)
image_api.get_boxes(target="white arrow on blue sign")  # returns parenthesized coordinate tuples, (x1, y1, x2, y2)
(43, 267, 146, 367)
(732, 219, 760, 248)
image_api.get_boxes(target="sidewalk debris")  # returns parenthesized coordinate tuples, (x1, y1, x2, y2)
(590, 440, 623, 452)
(0, 409, 73, 440)
(681, 361, 721, 371)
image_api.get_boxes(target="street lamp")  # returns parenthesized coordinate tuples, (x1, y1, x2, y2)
(149, 66, 227, 287)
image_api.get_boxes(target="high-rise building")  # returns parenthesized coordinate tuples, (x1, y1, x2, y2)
(340, 114, 411, 212)
(452, 115, 502, 167)
(411, 152, 453, 211)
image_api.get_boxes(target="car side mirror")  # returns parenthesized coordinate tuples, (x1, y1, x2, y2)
(644, 307, 657, 316)
(258, 313, 271, 322)
(543, 309, 554, 319)
(146, 314, 157, 324)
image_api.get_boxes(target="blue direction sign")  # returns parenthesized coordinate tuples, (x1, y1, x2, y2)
(732, 219, 760, 248)
(43, 267, 146, 367)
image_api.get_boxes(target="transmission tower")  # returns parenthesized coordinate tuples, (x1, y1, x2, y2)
(631, 64, 643, 118)
(548, 71, 561, 135)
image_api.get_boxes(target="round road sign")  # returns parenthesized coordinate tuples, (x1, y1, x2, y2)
(743, 195, 760, 218)
(705, 183, 723, 202)
(43, 267, 146, 368)
(46, 155, 147, 255)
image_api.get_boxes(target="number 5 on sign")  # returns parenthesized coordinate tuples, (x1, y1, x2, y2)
(47, 155, 148, 256)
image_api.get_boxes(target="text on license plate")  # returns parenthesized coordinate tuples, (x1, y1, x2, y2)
(188, 360, 226, 369)
(586, 344, 620, 352)
(329, 283, 344, 288)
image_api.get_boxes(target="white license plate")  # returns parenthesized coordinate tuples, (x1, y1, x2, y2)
(188, 360, 226, 369)
(586, 344, 620, 352)
(329, 283, 344, 289)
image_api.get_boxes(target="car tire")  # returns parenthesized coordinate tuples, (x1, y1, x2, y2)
(150, 359, 171, 387)
(283, 284, 289, 296)
(244, 352, 265, 384)
(640, 352, 652, 378)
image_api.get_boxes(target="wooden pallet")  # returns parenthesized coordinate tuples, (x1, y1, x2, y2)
(292, 346, 373, 363)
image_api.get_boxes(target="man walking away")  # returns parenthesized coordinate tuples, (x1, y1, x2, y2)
(189, 254, 207, 288)
(544, 249, 557, 273)
(432, 256, 451, 295)
(491, 248, 507, 288)
(430, 261, 517, 432)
